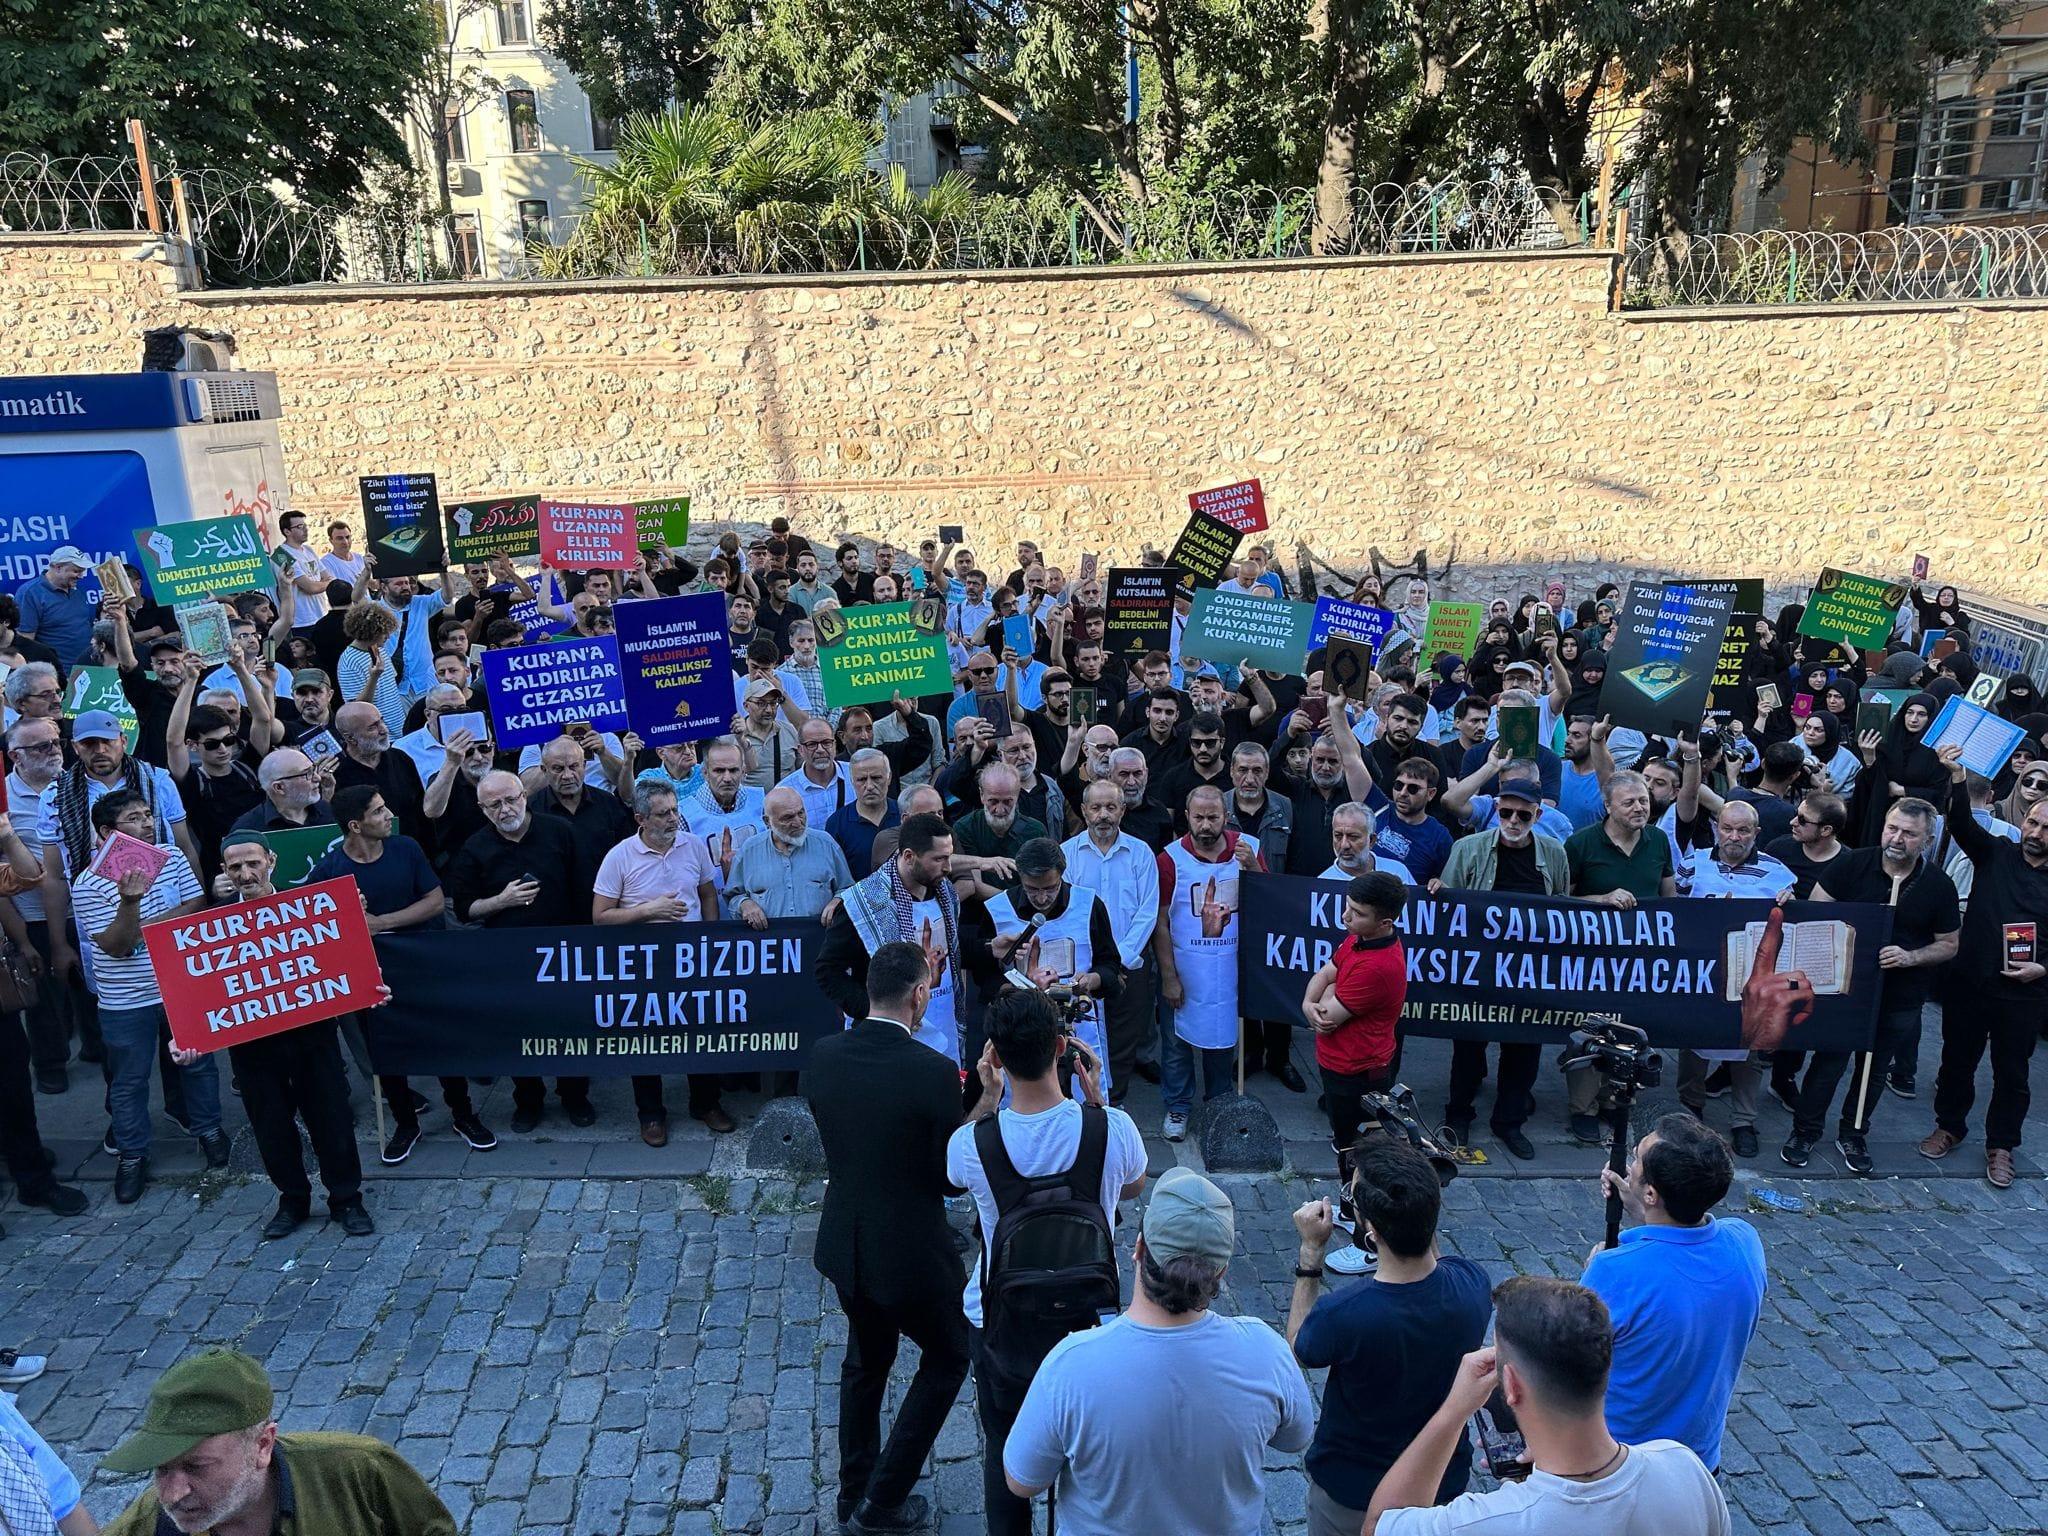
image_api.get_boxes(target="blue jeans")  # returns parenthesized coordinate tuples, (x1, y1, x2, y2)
(102, 1002, 221, 1155)
(1161, 1024, 1236, 1116)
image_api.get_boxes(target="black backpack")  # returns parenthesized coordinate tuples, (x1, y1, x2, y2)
(975, 1105, 1122, 1407)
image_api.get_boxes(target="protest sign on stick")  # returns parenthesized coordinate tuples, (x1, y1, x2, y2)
(614, 593, 735, 746)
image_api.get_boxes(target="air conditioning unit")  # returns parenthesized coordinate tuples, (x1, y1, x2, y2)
(446, 165, 480, 197)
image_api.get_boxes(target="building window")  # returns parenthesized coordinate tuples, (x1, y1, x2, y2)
(447, 215, 482, 278)
(518, 199, 552, 245)
(505, 89, 540, 153)
(589, 108, 616, 152)
(441, 110, 468, 166)
(496, 1, 531, 45)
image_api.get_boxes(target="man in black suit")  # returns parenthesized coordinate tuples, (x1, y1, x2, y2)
(808, 940, 997, 1534)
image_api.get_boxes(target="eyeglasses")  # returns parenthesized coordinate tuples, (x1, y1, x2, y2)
(23, 689, 60, 702)
(1498, 807, 1536, 823)
(11, 740, 60, 755)
(273, 767, 318, 786)
(479, 797, 524, 813)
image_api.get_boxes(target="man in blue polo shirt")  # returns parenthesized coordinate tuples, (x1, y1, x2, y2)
(1582, 1112, 1767, 1472)
(15, 545, 94, 669)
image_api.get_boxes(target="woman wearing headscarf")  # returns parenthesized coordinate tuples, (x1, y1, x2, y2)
(1510, 593, 1542, 641)
(1797, 710, 1862, 797)
(1467, 623, 1514, 698)
(1428, 653, 1470, 718)
(1999, 757, 2048, 829)
(1747, 615, 1792, 681)
(1878, 648, 1929, 690)
(1996, 675, 2039, 721)
(1560, 638, 1606, 721)
(1909, 583, 1970, 636)
(1938, 652, 1980, 694)
(1852, 692, 1945, 843)
(1818, 677, 1860, 736)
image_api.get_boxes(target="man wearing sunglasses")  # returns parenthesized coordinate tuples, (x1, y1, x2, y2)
(165, 678, 265, 891)
(1434, 775, 1570, 1160)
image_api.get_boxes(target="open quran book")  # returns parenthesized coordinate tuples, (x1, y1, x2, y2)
(1723, 919, 1855, 1001)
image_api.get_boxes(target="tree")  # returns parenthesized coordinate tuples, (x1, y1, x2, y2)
(399, 0, 499, 230)
(538, 0, 717, 122)
(0, 0, 434, 203)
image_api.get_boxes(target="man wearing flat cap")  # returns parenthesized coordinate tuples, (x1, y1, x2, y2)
(100, 1348, 454, 1534)
(1003, 1167, 1316, 1534)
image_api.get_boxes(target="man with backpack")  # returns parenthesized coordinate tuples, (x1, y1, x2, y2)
(947, 989, 1149, 1536)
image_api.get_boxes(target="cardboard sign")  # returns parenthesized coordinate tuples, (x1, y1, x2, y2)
(358, 474, 444, 577)
(264, 824, 346, 889)
(1167, 509, 1242, 588)
(481, 635, 630, 748)
(1599, 582, 1737, 735)
(1104, 568, 1175, 655)
(1797, 568, 1908, 651)
(1187, 478, 1268, 535)
(151, 877, 383, 1054)
(1308, 597, 1399, 653)
(1181, 588, 1314, 674)
(818, 602, 953, 709)
(1322, 637, 1375, 703)
(445, 494, 541, 565)
(614, 593, 735, 747)
(1418, 601, 1485, 663)
(538, 500, 639, 568)
(635, 496, 691, 551)
(62, 665, 139, 751)
(133, 515, 270, 606)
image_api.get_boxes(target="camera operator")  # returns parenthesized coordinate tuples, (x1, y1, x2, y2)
(1580, 1114, 1766, 1474)
(1366, 1276, 1729, 1534)
(1288, 1137, 1492, 1536)
(947, 991, 1148, 1536)
(978, 837, 1125, 1102)
(1299, 871, 1410, 1274)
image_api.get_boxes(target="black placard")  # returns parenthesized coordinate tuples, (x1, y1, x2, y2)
(359, 473, 444, 577)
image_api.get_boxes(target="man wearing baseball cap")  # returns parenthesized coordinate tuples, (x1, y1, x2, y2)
(1004, 1168, 1315, 1533)
(15, 545, 94, 670)
(99, 1348, 455, 1534)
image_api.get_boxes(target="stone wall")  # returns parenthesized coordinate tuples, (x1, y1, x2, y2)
(3, 233, 2045, 604)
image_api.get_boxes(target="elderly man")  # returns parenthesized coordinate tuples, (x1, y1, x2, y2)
(826, 748, 899, 880)
(682, 736, 765, 893)
(392, 682, 470, 784)
(953, 762, 1047, 903)
(15, 544, 93, 668)
(1106, 746, 1174, 852)
(870, 784, 944, 871)
(1323, 803, 1416, 886)
(446, 770, 595, 1132)
(281, 667, 339, 750)
(1225, 740, 1292, 870)
(530, 731, 635, 883)
(945, 649, 1018, 737)
(99, 1348, 455, 1534)
(1063, 779, 1161, 1105)
(726, 787, 852, 928)
(231, 747, 336, 840)
(778, 717, 854, 827)
(594, 780, 729, 1139)
(736, 676, 805, 790)
(331, 700, 428, 856)
(1000, 726, 1067, 838)
(775, 618, 829, 717)
(1271, 700, 1374, 877)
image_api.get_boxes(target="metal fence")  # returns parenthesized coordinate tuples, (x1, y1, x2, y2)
(6, 149, 2047, 306)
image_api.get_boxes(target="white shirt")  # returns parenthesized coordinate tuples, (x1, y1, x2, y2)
(1681, 847, 1795, 900)
(1319, 854, 1417, 886)
(70, 847, 203, 1008)
(945, 1098, 1148, 1328)
(1059, 831, 1160, 968)
(200, 662, 292, 705)
(393, 726, 452, 788)
(321, 550, 366, 587)
(278, 541, 329, 628)
(1378, 1439, 1728, 1536)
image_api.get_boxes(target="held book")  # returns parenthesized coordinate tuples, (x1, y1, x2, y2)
(1724, 919, 1855, 1001)
(88, 830, 171, 888)
(1926, 697, 2025, 779)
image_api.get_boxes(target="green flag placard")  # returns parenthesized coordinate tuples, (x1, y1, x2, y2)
(1180, 589, 1314, 674)
(133, 516, 271, 605)
(1419, 601, 1485, 662)
(263, 824, 346, 888)
(445, 494, 541, 565)
(819, 602, 954, 709)
(62, 665, 139, 751)
(1797, 568, 1908, 651)
(636, 496, 690, 550)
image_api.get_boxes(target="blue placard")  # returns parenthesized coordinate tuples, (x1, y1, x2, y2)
(1308, 596, 1399, 652)
(614, 593, 736, 746)
(0, 448, 159, 605)
(481, 635, 628, 748)
(1001, 613, 1035, 659)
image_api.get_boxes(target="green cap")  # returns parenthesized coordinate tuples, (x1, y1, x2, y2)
(1141, 1167, 1235, 1267)
(100, 1350, 273, 1473)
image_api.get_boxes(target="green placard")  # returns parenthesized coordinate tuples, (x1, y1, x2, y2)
(445, 494, 541, 565)
(636, 496, 690, 550)
(819, 602, 954, 708)
(61, 666, 139, 751)
(133, 515, 272, 605)
(264, 824, 346, 888)
(1180, 589, 1314, 674)
(1419, 600, 1485, 662)
(1796, 568, 1908, 651)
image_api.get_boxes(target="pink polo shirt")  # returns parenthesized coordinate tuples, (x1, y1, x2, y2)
(592, 833, 716, 917)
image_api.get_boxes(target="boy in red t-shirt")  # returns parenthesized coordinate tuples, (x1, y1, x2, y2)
(1300, 871, 1409, 1273)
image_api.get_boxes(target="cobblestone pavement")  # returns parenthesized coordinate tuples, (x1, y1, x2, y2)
(5, 1163, 2045, 1535)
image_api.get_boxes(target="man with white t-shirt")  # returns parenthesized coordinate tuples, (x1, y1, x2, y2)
(1367, 1275, 1728, 1536)
(273, 510, 331, 632)
(1321, 802, 1416, 886)
(948, 990, 1148, 1536)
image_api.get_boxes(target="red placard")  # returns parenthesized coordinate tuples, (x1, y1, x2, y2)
(148, 877, 384, 1053)
(1187, 478, 1268, 534)
(538, 499, 639, 568)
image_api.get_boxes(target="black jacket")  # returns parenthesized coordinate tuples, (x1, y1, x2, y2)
(807, 1018, 967, 1308)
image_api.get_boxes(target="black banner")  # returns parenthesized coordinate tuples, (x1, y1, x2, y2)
(1103, 567, 1174, 654)
(364, 920, 840, 1077)
(1238, 875, 1890, 1051)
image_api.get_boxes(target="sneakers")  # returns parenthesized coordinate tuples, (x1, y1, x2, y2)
(0, 1350, 47, 1388)
(381, 1121, 422, 1165)
(113, 1155, 147, 1204)
(405, 1087, 431, 1115)
(452, 1113, 497, 1150)
(1888, 1073, 1917, 1100)
(1162, 1111, 1189, 1143)
(1835, 1134, 1875, 1177)
(1731, 1126, 1760, 1159)
(1568, 1114, 1604, 1146)
(1918, 1127, 1963, 1161)
(198, 1130, 231, 1170)
(1333, 1194, 1356, 1235)
(1780, 1135, 1814, 1168)
(1987, 1149, 2016, 1190)
(1325, 1242, 1377, 1276)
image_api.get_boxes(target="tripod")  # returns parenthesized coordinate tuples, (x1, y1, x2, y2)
(1599, 1076, 1643, 1251)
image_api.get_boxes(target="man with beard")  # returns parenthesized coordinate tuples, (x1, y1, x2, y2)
(1159, 713, 1232, 832)
(1120, 689, 1189, 777)
(446, 771, 595, 1133)
(1154, 786, 1266, 1141)
(682, 737, 765, 895)
(1056, 722, 1120, 814)
(1556, 716, 1609, 832)
(1270, 701, 1375, 879)
(1921, 745, 2048, 1190)
(954, 763, 1048, 900)
(1063, 779, 1161, 1104)
(1779, 799, 1959, 1176)
(814, 813, 968, 1064)
(778, 717, 854, 827)
(827, 748, 901, 880)
(998, 726, 1067, 836)
(1322, 804, 1416, 887)
(1225, 741, 1292, 871)
(331, 702, 430, 858)
(980, 837, 1125, 1099)
(1107, 748, 1174, 852)
(1365, 693, 1446, 787)
(99, 1349, 454, 1534)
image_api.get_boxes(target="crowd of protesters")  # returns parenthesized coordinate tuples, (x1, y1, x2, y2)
(0, 514, 2041, 1533)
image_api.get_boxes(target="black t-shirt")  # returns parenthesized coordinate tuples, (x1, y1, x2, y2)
(1491, 836, 1547, 894)
(1764, 835, 1849, 900)
(1814, 845, 1961, 1008)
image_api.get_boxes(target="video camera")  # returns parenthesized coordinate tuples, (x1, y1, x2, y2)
(1002, 967, 1094, 1091)
(1558, 1016, 1662, 1095)
(1358, 1084, 1461, 1188)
